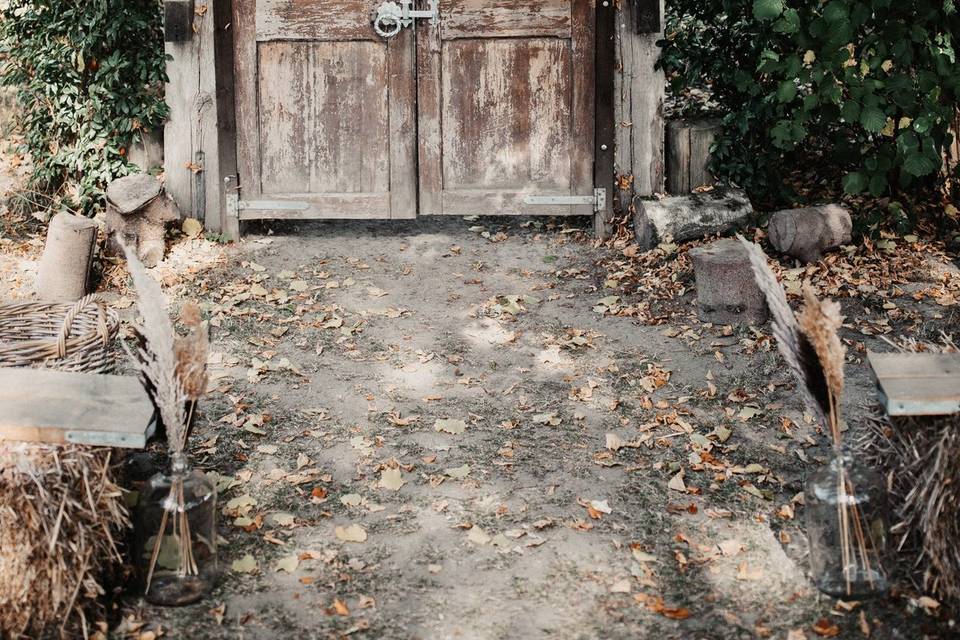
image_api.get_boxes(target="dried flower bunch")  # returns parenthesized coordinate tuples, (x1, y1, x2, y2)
(738, 236, 881, 596)
(119, 241, 209, 593)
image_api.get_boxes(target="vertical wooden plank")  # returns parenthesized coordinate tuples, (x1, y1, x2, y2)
(571, 0, 596, 216)
(164, 1, 225, 232)
(213, 0, 240, 240)
(232, 0, 260, 200)
(163, 18, 197, 220)
(666, 120, 691, 194)
(388, 28, 417, 218)
(614, 0, 665, 213)
(594, 0, 616, 237)
(417, 20, 443, 215)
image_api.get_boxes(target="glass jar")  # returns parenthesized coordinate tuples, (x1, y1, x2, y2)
(805, 450, 889, 598)
(135, 453, 218, 605)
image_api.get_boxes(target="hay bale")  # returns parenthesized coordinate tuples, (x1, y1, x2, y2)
(0, 442, 128, 637)
(862, 338, 960, 605)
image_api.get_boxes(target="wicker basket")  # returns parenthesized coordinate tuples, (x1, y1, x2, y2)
(0, 294, 120, 373)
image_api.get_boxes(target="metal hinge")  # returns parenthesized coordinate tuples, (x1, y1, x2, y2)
(524, 188, 607, 213)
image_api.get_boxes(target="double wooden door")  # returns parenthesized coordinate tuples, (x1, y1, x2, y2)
(232, 0, 597, 221)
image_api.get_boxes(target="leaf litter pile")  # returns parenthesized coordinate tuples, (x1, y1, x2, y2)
(3, 211, 958, 638)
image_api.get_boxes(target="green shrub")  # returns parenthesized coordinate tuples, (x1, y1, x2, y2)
(660, 0, 960, 214)
(0, 0, 168, 215)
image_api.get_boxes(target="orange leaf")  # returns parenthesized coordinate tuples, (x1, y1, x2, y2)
(811, 618, 840, 637)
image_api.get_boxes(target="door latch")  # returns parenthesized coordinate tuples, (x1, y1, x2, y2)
(373, 0, 438, 38)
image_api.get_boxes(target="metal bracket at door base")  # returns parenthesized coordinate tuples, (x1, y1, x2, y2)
(524, 188, 607, 213)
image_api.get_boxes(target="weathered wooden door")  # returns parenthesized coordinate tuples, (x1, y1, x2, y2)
(230, 0, 597, 221)
(232, 0, 417, 220)
(418, 1, 597, 217)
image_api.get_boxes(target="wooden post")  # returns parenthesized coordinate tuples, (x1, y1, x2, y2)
(614, 0, 666, 228)
(594, 0, 616, 238)
(213, 0, 239, 240)
(164, 0, 236, 236)
(666, 118, 719, 194)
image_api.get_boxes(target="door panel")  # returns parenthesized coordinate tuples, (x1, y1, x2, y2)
(419, 0, 596, 216)
(233, 0, 416, 219)
(441, 39, 572, 191)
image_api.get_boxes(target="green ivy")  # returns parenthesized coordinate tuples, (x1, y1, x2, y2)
(659, 0, 960, 214)
(0, 0, 168, 215)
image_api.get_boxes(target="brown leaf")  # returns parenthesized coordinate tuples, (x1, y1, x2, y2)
(811, 618, 840, 637)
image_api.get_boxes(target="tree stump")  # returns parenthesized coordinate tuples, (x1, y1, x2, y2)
(690, 238, 769, 325)
(36, 213, 98, 302)
(667, 119, 719, 194)
(768, 205, 852, 264)
(634, 188, 752, 251)
(104, 174, 180, 268)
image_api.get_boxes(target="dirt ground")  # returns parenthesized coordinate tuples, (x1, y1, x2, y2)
(1, 146, 959, 636)
(96, 216, 955, 640)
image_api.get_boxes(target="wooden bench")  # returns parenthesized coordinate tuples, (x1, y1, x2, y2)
(0, 367, 153, 448)
(867, 352, 960, 417)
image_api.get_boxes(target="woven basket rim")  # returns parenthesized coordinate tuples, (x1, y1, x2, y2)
(0, 296, 119, 365)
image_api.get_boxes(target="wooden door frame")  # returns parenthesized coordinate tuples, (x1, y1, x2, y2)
(594, 0, 616, 238)
(212, 0, 618, 240)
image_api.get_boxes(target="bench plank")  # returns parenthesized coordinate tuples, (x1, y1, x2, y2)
(0, 367, 153, 448)
(867, 351, 960, 417)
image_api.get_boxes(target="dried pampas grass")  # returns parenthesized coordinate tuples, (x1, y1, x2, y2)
(737, 236, 831, 428)
(174, 302, 208, 403)
(119, 238, 211, 598)
(0, 443, 127, 638)
(119, 240, 187, 451)
(863, 338, 960, 604)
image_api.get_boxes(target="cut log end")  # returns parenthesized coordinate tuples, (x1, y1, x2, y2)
(690, 238, 769, 326)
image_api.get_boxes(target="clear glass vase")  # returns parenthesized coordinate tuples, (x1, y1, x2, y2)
(135, 452, 218, 605)
(805, 450, 889, 598)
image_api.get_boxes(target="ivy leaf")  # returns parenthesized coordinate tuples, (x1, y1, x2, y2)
(776, 80, 798, 103)
(753, 0, 784, 21)
(842, 172, 869, 194)
(868, 174, 888, 197)
(859, 106, 886, 133)
(902, 152, 939, 177)
(774, 8, 801, 33)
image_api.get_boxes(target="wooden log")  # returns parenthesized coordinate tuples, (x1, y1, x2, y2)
(35, 213, 98, 302)
(768, 204, 851, 264)
(667, 118, 719, 194)
(633, 188, 752, 250)
(690, 238, 769, 325)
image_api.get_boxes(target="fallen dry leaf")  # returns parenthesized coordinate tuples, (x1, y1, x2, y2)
(378, 467, 406, 491)
(335, 524, 368, 543)
(811, 618, 840, 637)
(435, 418, 467, 434)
